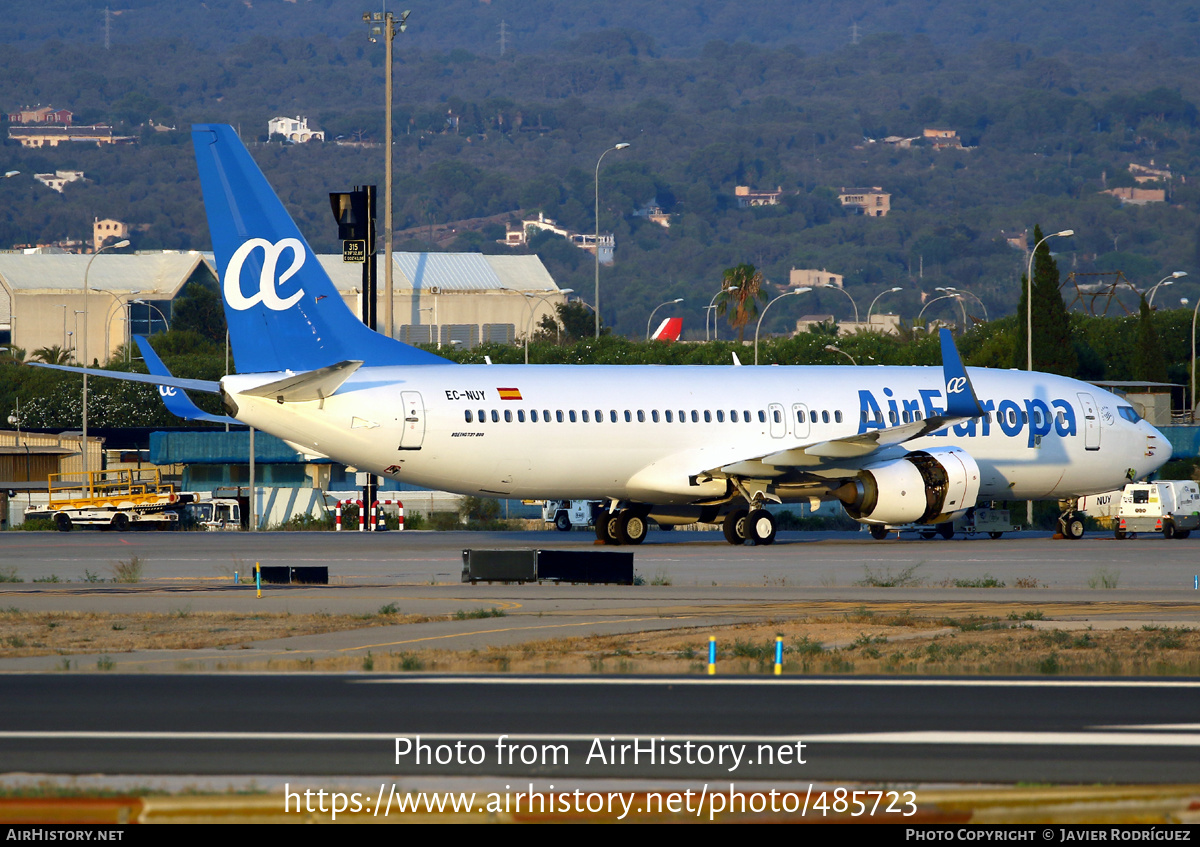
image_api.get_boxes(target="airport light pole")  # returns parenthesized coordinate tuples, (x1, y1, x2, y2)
(594, 142, 630, 338)
(1148, 271, 1186, 308)
(938, 286, 989, 322)
(866, 286, 903, 328)
(646, 298, 683, 341)
(364, 8, 410, 340)
(1192, 297, 1200, 422)
(917, 293, 961, 326)
(934, 287, 968, 327)
(92, 287, 140, 363)
(1026, 229, 1073, 372)
(826, 285, 859, 325)
(706, 286, 738, 342)
(519, 289, 572, 363)
(754, 288, 810, 366)
(824, 344, 856, 365)
(81, 238, 129, 480)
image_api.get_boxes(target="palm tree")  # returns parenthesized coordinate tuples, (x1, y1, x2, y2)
(0, 345, 26, 365)
(716, 263, 768, 342)
(32, 345, 72, 365)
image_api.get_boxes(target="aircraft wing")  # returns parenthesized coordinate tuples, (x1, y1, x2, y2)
(711, 329, 983, 478)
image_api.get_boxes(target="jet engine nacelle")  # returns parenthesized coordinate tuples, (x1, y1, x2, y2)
(836, 447, 981, 526)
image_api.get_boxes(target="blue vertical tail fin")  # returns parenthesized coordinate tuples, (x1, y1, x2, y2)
(191, 124, 450, 373)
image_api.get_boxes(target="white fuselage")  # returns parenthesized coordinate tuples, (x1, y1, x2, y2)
(223, 363, 1169, 506)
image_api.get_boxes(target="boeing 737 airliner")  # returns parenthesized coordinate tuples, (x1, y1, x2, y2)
(38, 125, 1172, 545)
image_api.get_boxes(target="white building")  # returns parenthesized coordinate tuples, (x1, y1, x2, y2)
(267, 116, 325, 143)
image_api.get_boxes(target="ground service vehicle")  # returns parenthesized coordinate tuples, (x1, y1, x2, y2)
(542, 499, 601, 531)
(1116, 481, 1200, 539)
(26, 469, 190, 531)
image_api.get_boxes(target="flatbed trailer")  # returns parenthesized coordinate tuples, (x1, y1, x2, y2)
(25, 469, 192, 531)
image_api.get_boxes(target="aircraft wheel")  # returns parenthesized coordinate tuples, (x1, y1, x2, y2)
(112, 513, 130, 532)
(746, 509, 776, 545)
(55, 513, 72, 533)
(615, 511, 648, 545)
(722, 509, 748, 545)
(920, 529, 936, 540)
(1114, 528, 1127, 540)
(869, 525, 888, 540)
(1163, 521, 1176, 540)
(937, 522, 954, 540)
(596, 513, 620, 545)
(988, 531, 1003, 539)
(1062, 515, 1086, 540)
(1177, 530, 1191, 539)
(554, 512, 571, 532)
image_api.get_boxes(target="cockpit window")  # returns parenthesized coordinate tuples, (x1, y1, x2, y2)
(1117, 406, 1141, 423)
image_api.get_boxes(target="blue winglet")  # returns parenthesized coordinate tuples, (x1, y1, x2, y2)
(134, 336, 240, 425)
(939, 328, 983, 418)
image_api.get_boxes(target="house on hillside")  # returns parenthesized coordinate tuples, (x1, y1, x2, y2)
(267, 116, 324, 143)
(33, 171, 85, 193)
(1100, 186, 1165, 206)
(838, 187, 891, 217)
(789, 268, 844, 289)
(7, 125, 135, 147)
(924, 128, 963, 149)
(734, 186, 783, 208)
(7, 105, 72, 126)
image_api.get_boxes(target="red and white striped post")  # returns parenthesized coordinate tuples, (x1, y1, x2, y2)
(371, 499, 404, 531)
(335, 499, 365, 531)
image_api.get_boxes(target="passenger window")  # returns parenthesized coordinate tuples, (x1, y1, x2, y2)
(625, 410, 632, 423)
(518, 410, 526, 423)
(743, 410, 751, 422)
(569, 410, 577, 423)
(478, 409, 485, 422)
(465, 410, 473, 423)
(491, 410, 499, 423)
(758, 411, 766, 423)
(610, 410, 618, 423)
(531, 410, 539, 422)
(543, 410, 551, 421)
(731, 410, 739, 423)
(504, 410, 512, 423)
(581, 410, 589, 423)
(692, 411, 700, 423)
(556, 410, 564, 423)
(716, 410, 724, 422)
(704, 410, 712, 423)
(888, 411, 898, 425)
(835, 410, 843, 423)
(652, 410, 660, 423)
(902, 410, 910, 424)
(595, 410, 603, 423)
(637, 410, 646, 423)
(798, 409, 806, 423)
(773, 409, 782, 424)
(666, 410, 674, 423)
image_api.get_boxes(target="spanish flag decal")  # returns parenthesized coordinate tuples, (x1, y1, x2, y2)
(497, 387, 523, 401)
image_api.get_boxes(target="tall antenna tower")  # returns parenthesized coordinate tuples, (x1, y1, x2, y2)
(499, 20, 509, 56)
(850, 22, 860, 45)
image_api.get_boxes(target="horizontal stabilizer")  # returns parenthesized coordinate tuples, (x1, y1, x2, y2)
(28, 362, 220, 394)
(239, 360, 363, 403)
(133, 336, 239, 425)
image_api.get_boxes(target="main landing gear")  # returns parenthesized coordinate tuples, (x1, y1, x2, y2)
(595, 508, 649, 546)
(721, 507, 777, 546)
(1057, 499, 1086, 540)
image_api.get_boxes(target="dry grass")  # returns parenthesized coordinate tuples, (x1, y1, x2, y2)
(0, 607, 427, 658)
(6, 601, 1199, 677)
